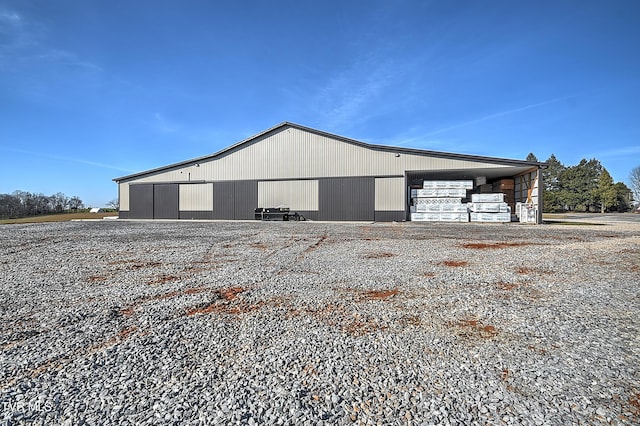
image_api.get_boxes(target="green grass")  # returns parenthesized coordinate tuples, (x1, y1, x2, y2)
(0, 212, 118, 224)
(542, 213, 569, 219)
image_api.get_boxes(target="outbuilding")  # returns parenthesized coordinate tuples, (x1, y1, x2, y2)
(113, 122, 544, 223)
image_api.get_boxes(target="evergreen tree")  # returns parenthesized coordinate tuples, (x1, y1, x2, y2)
(594, 169, 617, 213)
(526, 152, 539, 162)
(558, 158, 602, 212)
(613, 182, 632, 212)
(539, 155, 630, 213)
(542, 154, 565, 212)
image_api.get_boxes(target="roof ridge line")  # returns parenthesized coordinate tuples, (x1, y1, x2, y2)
(113, 122, 545, 182)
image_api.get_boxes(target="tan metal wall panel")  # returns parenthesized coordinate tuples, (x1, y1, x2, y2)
(179, 183, 213, 211)
(119, 183, 130, 211)
(258, 180, 319, 210)
(375, 177, 405, 210)
(127, 127, 514, 184)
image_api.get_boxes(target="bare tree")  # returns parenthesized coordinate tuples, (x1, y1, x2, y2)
(0, 191, 84, 218)
(630, 166, 640, 202)
(106, 198, 119, 211)
(50, 192, 69, 213)
(68, 196, 84, 211)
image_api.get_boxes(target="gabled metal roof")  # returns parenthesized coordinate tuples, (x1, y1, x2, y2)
(113, 121, 545, 182)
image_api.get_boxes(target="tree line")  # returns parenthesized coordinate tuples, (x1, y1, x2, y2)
(0, 191, 84, 219)
(526, 153, 635, 213)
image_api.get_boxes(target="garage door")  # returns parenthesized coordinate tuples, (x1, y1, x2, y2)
(153, 184, 179, 219)
(129, 184, 154, 219)
(212, 181, 258, 220)
(319, 177, 374, 221)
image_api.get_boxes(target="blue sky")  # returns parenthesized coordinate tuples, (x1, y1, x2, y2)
(1, 1, 639, 207)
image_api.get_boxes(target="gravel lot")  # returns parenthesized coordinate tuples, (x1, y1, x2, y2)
(1, 220, 639, 425)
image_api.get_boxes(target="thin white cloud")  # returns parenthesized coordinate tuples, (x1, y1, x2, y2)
(590, 145, 640, 158)
(376, 125, 482, 152)
(321, 66, 393, 127)
(0, 8, 34, 53)
(0, 8, 103, 74)
(384, 135, 481, 154)
(309, 43, 401, 131)
(0, 147, 136, 173)
(424, 96, 572, 137)
(385, 134, 440, 148)
(0, 11, 21, 24)
(153, 113, 180, 134)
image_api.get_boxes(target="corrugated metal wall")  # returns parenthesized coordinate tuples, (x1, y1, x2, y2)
(117, 125, 541, 221)
(234, 181, 258, 220)
(153, 184, 178, 219)
(210, 181, 257, 220)
(119, 183, 130, 211)
(257, 180, 319, 210)
(319, 177, 374, 221)
(212, 182, 234, 219)
(374, 177, 405, 210)
(179, 183, 213, 211)
(128, 127, 513, 184)
(129, 184, 153, 219)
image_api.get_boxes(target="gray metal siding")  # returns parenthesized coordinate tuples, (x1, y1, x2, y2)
(179, 211, 214, 220)
(319, 177, 374, 221)
(129, 184, 154, 219)
(374, 211, 406, 222)
(234, 181, 258, 220)
(153, 184, 179, 219)
(318, 179, 340, 221)
(212, 182, 235, 219)
(211, 181, 257, 219)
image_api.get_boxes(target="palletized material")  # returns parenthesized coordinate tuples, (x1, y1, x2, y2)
(492, 179, 515, 190)
(516, 202, 538, 223)
(439, 212, 469, 222)
(468, 202, 510, 213)
(411, 212, 469, 222)
(422, 180, 474, 189)
(412, 188, 468, 198)
(415, 203, 469, 212)
(470, 212, 511, 222)
(410, 213, 436, 221)
(414, 197, 462, 205)
(410, 180, 472, 222)
(471, 193, 504, 203)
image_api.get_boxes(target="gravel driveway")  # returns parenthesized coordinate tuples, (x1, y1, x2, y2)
(1, 220, 639, 425)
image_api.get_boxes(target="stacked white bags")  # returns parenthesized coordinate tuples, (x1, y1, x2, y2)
(410, 180, 472, 222)
(468, 193, 511, 222)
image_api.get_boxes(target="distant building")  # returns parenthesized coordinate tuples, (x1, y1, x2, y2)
(113, 122, 544, 222)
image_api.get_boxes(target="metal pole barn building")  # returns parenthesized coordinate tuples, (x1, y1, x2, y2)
(113, 122, 545, 223)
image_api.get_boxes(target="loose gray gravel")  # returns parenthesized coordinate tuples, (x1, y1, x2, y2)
(1, 220, 639, 425)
